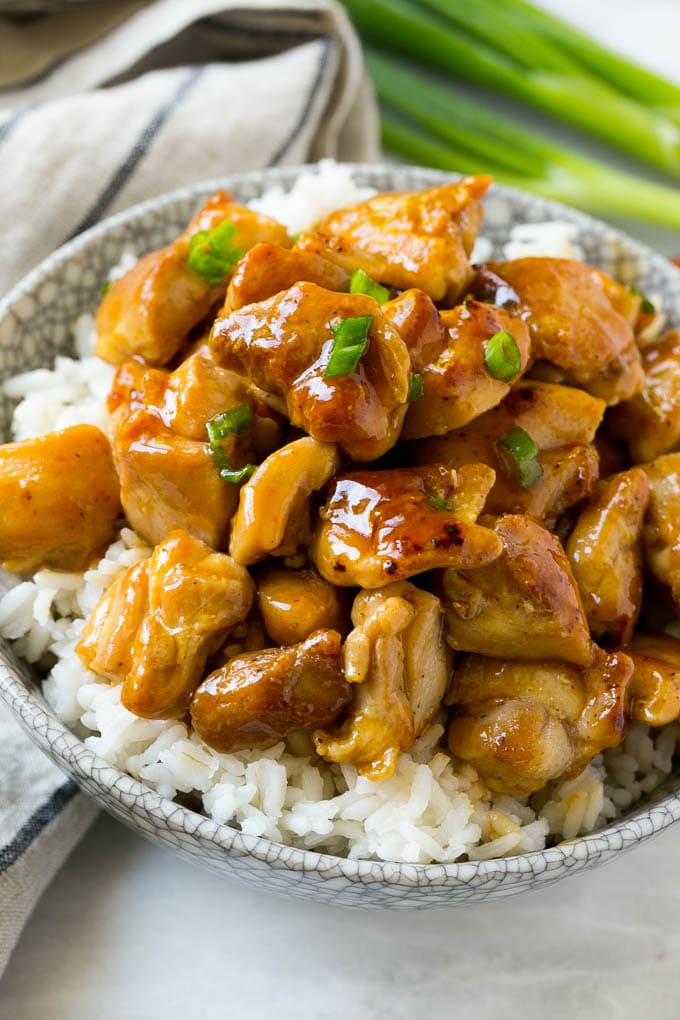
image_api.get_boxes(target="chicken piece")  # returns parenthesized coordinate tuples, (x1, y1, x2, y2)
(77, 559, 150, 681)
(485, 258, 644, 404)
(413, 381, 605, 525)
(210, 282, 411, 461)
(311, 463, 502, 589)
(225, 242, 349, 310)
(399, 300, 531, 439)
(350, 582, 450, 735)
(190, 630, 350, 753)
(96, 191, 291, 366)
(383, 288, 445, 371)
(607, 331, 680, 462)
(314, 595, 413, 780)
(642, 453, 680, 613)
(77, 530, 254, 718)
(441, 514, 593, 666)
(627, 633, 680, 727)
(256, 565, 349, 646)
(296, 176, 491, 303)
(115, 408, 240, 549)
(567, 468, 649, 644)
(107, 358, 167, 433)
(120, 531, 254, 719)
(447, 647, 633, 795)
(229, 437, 339, 566)
(109, 348, 283, 458)
(210, 613, 268, 670)
(0, 425, 121, 573)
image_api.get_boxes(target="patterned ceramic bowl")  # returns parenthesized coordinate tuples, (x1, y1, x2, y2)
(2, 164, 680, 909)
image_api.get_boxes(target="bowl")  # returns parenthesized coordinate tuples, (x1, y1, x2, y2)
(2, 163, 680, 909)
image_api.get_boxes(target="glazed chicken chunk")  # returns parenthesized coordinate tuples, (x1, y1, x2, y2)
(314, 583, 449, 779)
(447, 647, 633, 795)
(77, 530, 254, 719)
(114, 408, 241, 549)
(112, 344, 282, 549)
(96, 191, 291, 366)
(414, 381, 605, 526)
(256, 565, 349, 646)
(441, 514, 593, 666)
(485, 258, 644, 404)
(394, 298, 531, 439)
(190, 630, 351, 753)
(311, 463, 502, 588)
(627, 633, 680, 727)
(210, 282, 411, 461)
(642, 453, 680, 613)
(229, 437, 340, 565)
(0, 425, 121, 573)
(296, 176, 491, 303)
(225, 242, 349, 311)
(109, 347, 282, 448)
(567, 468, 649, 644)
(607, 330, 680, 462)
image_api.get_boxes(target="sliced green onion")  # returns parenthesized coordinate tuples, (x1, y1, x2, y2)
(208, 447, 256, 485)
(408, 373, 424, 402)
(206, 403, 252, 444)
(496, 427, 543, 489)
(325, 315, 373, 378)
(426, 493, 452, 511)
(187, 219, 244, 285)
(627, 285, 656, 316)
(101, 280, 111, 297)
(484, 330, 522, 381)
(206, 403, 256, 484)
(349, 268, 390, 304)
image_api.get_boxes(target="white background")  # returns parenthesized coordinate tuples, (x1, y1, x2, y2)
(3, 2, 680, 1017)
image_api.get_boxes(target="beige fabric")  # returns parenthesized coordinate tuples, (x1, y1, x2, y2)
(0, 0, 377, 976)
(0, 0, 378, 293)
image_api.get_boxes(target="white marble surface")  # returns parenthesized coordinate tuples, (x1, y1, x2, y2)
(3, 1, 680, 1016)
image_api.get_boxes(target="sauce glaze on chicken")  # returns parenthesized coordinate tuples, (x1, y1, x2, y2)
(4, 175, 680, 801)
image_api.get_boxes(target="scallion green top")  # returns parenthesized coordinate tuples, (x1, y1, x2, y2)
(484, 330, 522, 381)
(496, 426, 543, 488)
(187, 219, 244, 285)
(349, 268, 390, 304)
(324, 315, 373, 378)
(206, 403, 256, 484)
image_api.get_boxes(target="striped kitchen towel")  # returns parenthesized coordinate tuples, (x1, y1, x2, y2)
(0, 0, 377, 975)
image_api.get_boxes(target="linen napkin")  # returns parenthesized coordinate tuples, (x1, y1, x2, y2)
(0, 0, 377, 976)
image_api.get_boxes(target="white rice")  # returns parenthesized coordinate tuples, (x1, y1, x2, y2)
(1, 162, 675, 865)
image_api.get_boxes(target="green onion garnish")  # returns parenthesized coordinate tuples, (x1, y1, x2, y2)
(483, 330, 522, 381)
(101, 280, 111, 297)
(325, 315, 373, 378)
(349, 268, 390, 304)
(627, 285, 656, 316)
(496, 427, 543, 489)
(187, 219, 244, 285)
(408, 373, 424, 402)
(206, 403, 253, 443)
(206, 403, 256, 484)
(426, 494, 452, 511)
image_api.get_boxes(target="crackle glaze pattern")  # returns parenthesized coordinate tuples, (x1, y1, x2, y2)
(2, 165, 680, 909)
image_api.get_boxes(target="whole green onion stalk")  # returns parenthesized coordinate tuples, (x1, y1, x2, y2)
(367, 48, 680, 230)
(340, 0, 680, 183)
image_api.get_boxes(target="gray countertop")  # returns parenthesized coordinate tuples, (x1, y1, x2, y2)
(3, 1, 680, 1016)
(2, 813, 680, 1019)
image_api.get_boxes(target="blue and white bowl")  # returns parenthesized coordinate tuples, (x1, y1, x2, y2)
(2, 163, 680, 908)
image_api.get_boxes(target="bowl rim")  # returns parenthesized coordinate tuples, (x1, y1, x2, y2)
(2, 160, 680, 888)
